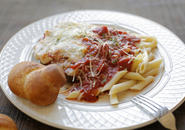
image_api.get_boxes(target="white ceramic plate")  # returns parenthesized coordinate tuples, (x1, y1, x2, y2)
(1, 10, 185, 130)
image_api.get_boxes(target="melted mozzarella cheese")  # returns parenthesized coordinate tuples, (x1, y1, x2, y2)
(34, 22, 96, 64)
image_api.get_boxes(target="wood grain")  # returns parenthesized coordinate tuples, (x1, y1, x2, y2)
(0, 0, 185, 129)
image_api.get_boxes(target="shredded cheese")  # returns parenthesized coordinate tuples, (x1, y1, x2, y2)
(78, 76, 83, 88)
(89, 58, 95, 77)
(93, 80, 96, 88)
(122, 49, 130, 56)
(128, 57, 134, 64)
(95, 63, 105, 76)
(72, 70, 76, 82)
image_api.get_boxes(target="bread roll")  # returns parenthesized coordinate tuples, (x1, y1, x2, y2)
(8, 62, 66, 106)
(0, 114, 17, 130)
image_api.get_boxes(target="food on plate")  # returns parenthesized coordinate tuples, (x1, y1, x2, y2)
(0, 114, 17, 130)
(34, 22, 163, 104)
(8, 62, 66, 106)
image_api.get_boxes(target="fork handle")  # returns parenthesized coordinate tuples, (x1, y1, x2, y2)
(158, 112, 177, 130)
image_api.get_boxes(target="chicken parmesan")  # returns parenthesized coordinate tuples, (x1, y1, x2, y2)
(34, 22, 162, 104)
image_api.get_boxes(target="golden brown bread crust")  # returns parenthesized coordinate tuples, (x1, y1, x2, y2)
(8, 62, 66, 106)
(0, 114, 17, 130)
(25, 64, 66, 105)
(8, 62, 44, 98)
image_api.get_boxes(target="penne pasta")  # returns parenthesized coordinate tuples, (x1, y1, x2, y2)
(146, 59, 162, 72)
(129, 76, 154, 91)
(131, 54, 143, 72)
(101, 70, 127, 92)
(145, 48, 152, 53)
(141, 36, 157, 42)
(124, 72, 145, 80)
(144, 68, 159, 77)
(110, 94, 119, 105)
(109, 80, 136, 95)
(118, 78, 129, 83)
(148, 53, 155, 61)
(140, 36, 157, 48)
(59, 83, 72, 94)
(66, 91, 80, 99)
(138, 49, 149, 74)
(139, 42, 157, 49)
(77, 92, 84, 100)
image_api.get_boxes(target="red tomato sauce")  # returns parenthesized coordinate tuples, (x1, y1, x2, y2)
(70, 26, 140, 102)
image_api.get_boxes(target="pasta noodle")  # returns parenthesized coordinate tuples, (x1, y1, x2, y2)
(66, 91, 80, 99)
(138, 49, 149, 74)
(139, 36, 157, 48)
(129, 76, 154, 91)
(131, 54, 143, 72)
(146, 59, 162, 72)
(101, 70, 127, 92)
(110, 94, 119, 105)
(144, 68, 159, 77)
(77, 92, 84, 100)
(148, 53, 155, 61)
(124, 72, 145, 80)
(109, 80, 136, 95)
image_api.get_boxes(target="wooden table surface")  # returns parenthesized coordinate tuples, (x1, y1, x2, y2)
(0, 0, 185, 129)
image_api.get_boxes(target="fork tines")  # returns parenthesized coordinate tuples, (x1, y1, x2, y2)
(132, 95, 168, 118)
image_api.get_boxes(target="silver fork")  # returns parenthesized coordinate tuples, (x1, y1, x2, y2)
(131, 95, 177, 130)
